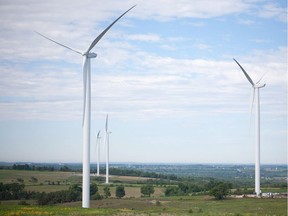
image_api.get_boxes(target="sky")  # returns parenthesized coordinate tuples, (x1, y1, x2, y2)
(0, 0, 286, 164)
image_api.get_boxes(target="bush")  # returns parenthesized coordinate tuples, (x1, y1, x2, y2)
(91, 192, 103, 200)
(103, 185, 111, 198)
(18, 200, 30, 205)
(164, 186, 179, 196)
(0, 183, 25, 200)
(90, 183, 98, 195)
(115, 185, 125, 199)
(36, 184, 82, 205)
(141, 184, 155, 197)
(209, 182, 232, 200)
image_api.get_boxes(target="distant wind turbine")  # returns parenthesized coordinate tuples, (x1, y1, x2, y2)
(96, 130, 101, 176)
(36, 5, 136, 208)
(105, 114, 111, 184)
(233, 58, 266, 197)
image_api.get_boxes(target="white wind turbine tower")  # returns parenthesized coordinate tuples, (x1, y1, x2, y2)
(96, 130, 101, 176)
(105, 114, 111, 184)
(36, 5, 136, 208)
(233, 58, 266, 197)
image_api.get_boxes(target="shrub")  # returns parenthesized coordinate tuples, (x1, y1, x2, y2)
(141, 184, 155, 197)
(91, 192, 103, 200)
(103, 185, 111, 198)
(209, 182, 232, 200)
(115, 185, 125, 199)
(90, 183, 98, 195)
(164, 186, 179, 196)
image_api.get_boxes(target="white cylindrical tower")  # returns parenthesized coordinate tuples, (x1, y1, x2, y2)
(106, 132, 109, 184)
(82, 56, 91, 208)
(255, 87, 261, 196)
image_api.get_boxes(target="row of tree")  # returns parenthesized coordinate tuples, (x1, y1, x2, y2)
(0, 183, 36, 200)
(164, 180, 233, 200)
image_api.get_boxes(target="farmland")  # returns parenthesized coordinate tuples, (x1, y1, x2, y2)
(0, 163, 287, 215)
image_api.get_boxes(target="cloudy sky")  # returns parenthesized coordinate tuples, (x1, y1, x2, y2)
(0, 0, 286, 164)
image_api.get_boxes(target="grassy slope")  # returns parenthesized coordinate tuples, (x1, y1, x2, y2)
(1, 197, 287, 216)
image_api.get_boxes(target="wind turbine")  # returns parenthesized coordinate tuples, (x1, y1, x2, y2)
(233, 58, 266, 197)
(36, 5, 136, 208)
(104, 114, 111, 184)
(96, 130, 101, 176)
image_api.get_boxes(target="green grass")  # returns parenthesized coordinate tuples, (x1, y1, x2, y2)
(0, 204, 117, 216)
(0, 170, 80, 185)
(1, 196, 287, 216)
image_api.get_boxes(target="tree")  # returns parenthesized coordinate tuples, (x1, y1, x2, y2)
(164, 186, 179, 196)
(115, 185, 125, 199)
(90, 183, 98, 195)
(30, 176, 38, 184)
(68, 184, 82, 201)
(103, 185, 111, 198)
(209, 182, 232, 200)
(141, 184, 155, 197)
(178, 182, 189, 194)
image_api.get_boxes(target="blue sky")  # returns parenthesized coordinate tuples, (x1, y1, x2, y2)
(0, 0, 286, 164)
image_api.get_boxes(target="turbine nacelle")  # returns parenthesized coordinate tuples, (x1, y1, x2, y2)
(84, 52, 97, 58)
(254, 83, 266, 89)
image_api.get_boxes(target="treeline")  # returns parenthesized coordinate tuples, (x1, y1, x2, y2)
(11, 164, 55, 171)
(4, 164, 287, 189)
(37, 184, 82, 205)
(108, 167, 179, 181)
(0, 182, 82, 205)
(164, 179, 233, 200)
(0, 183, 36, 200)
(7, 164, 179, 181)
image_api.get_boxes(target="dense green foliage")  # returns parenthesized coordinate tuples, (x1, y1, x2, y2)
(90, 183, 98, 196)
(0, 182, 36, 200)
(140, 184, 155, 197)
(36, 184, 82, 205)
(103, 185, 111, 198)
(209, 182, 232, 200)
(115, 185, 125, 198)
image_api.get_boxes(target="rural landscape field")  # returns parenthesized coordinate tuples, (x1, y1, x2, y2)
(0, 163, 287, 215)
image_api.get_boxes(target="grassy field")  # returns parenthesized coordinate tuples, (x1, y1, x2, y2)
(1, 196, 287, 216)
(0, 169, 287, 215)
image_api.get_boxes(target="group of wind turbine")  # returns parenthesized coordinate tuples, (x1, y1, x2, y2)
(95, 130, 101, 177)
(105, 115, 111, 184)
(233, 59, 266, 197)
(94, 114, 111, 184)
(37, 5, 136, 208)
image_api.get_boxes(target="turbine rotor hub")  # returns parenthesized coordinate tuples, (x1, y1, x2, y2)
(254, 83, 266, 88)
(86, 52, 97, 58)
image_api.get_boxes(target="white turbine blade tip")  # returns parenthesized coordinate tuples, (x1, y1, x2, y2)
(233, 58, 255, 86)
(35, 31, 82, 55)
(86, 5, 136, 53)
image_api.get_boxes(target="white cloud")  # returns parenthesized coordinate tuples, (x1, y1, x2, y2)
(0, 0, 286, 121)
(126, 33, 161, 42)
(258, 2, 287, 22)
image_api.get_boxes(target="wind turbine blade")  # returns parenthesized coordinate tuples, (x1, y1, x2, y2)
(233, 58, 255, 86)
(35, 31, 82, 55)
(249, 88, 255, 132)
(86, 5, 136, 53)
(256, 72, 267, 84)
(105, 114, 108, 132)
(82, 57, 88, 127)
(97, 130, 101, 139)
